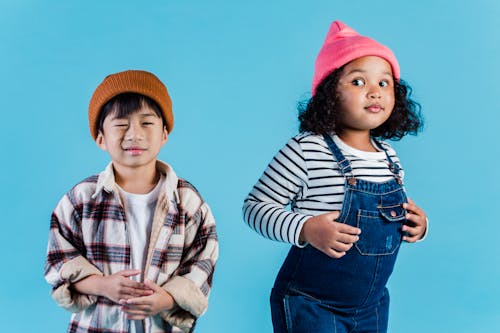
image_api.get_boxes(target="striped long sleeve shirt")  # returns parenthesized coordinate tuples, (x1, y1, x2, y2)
(242, 133, 404, 246)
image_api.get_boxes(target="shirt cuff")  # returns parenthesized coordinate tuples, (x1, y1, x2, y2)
(294, 215, 313, 248)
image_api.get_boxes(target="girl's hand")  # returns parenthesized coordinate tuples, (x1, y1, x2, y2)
(402, 198, 427, 242)
(300, 211, 361, 259)
(72, 270, 153, 304)
(120, 279, 175, 320)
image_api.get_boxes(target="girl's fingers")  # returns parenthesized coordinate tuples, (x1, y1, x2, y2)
(331, 241, 353, 253)
(403, 234, 420, 243)
(336, 232, 360, 245)
(324, 247, 346, 259)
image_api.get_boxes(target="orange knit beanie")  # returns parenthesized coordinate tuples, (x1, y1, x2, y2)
(88, 70, 173, 139)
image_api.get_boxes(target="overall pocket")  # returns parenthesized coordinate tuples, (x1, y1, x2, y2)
(283, 293, 333, 333)
(355, 205, 405, 255)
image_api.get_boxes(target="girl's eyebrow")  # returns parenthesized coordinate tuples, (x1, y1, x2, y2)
(344, 69, 393, 77)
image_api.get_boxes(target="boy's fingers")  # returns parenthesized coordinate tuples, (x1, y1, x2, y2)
(121, 279, 152, 290)
(117, 269, 142, 277)
(122, 303, 151, 312)
(144, 279, 163, 293)
(118, 285, 152, 298)
(124, 295, 154, 305)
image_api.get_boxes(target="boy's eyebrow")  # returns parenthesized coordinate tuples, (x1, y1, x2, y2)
(139, 112, 158, 117)
(109, 111, 159, 121)
(109, 115, 127, 121)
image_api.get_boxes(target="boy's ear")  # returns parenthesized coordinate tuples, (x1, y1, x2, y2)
(95, 131, 108, 151)
(162, 127, 168, 145)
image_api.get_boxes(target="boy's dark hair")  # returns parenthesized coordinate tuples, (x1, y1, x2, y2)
(298, 66, 423, 140)
(96, 93, 166, 134)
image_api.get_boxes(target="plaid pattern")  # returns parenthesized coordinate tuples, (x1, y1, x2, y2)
(45, 161, 218, 333)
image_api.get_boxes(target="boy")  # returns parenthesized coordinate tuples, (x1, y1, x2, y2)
(44, 70, 218, 333)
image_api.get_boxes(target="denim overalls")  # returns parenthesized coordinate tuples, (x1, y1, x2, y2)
(270, 135, 407, 333)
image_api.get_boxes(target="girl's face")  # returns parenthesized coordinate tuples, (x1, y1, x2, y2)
(335, 56, 395, 135)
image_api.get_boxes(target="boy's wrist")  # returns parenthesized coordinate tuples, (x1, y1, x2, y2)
(72, 274, 105, 297)
(158, 290, 176, 312)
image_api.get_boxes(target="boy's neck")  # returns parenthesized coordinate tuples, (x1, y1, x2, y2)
(337, 130, 377, 152)
(113, 163, 161, 194)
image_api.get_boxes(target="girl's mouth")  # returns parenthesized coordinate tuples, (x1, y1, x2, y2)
(365, 104, 382, 113)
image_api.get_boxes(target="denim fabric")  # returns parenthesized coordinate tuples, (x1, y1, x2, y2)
(270, 135, 406, 333)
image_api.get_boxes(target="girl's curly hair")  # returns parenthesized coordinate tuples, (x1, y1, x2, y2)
(298, 66, 423, 140)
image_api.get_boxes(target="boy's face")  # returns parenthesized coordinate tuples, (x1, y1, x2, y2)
(96, 105, 168, 173)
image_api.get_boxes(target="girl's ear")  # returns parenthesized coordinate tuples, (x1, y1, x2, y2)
(96, 131, 108, 151)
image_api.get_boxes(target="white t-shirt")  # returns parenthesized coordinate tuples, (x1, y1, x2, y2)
(118, 175, 165, 333)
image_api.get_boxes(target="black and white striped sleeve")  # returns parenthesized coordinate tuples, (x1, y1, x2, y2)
(242, 137, 311, 246)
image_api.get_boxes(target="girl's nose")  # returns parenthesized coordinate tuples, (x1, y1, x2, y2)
(367, 85, 381, 99)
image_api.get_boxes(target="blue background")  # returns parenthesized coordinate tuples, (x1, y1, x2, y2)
(1, 1, 499, 332)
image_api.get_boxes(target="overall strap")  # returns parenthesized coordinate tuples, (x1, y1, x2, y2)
(323, 134, 357, 185)
(372, 139, 402, 183)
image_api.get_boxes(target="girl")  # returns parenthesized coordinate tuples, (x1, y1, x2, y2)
(242, 21, 427, 333)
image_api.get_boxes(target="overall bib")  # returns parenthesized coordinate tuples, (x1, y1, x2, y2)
(270, 135, 407, 333)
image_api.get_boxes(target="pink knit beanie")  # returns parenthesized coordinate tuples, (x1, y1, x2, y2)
(312, 21, 400, 95)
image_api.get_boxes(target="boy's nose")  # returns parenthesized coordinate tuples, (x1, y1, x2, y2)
(124, 122, 144, 140)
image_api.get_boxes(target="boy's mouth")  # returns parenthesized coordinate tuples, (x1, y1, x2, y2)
(123, 146, 147, 155)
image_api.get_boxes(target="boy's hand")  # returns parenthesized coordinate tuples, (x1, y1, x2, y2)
(300, 211, 361, 259)
(98, 270, 154, 303)
(402, 198, 427, 242)
(120, 279, 175, 320)
(72, 270, 153, 304)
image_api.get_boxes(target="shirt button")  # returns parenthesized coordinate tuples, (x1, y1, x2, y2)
(390, 211, 397, 217)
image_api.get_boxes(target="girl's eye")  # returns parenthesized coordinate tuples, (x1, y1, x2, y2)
(379, 80, 390, 87)
(352, 79, 365, 86)
(143, 122, 154, 126)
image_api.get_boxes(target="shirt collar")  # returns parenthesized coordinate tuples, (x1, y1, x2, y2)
(92, 160, 179, 203)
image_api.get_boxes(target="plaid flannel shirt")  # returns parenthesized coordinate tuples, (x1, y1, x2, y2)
(44, 161, 218, 333)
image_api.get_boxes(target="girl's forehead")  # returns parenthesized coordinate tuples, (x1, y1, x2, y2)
(342, 56, 393, 76)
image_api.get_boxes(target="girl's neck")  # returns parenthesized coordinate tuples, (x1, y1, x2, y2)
(337, 130, 378, 152)
(114, 164, 160, 194)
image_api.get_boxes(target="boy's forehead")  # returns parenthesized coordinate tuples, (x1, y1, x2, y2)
(108, 106, 160, 120)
